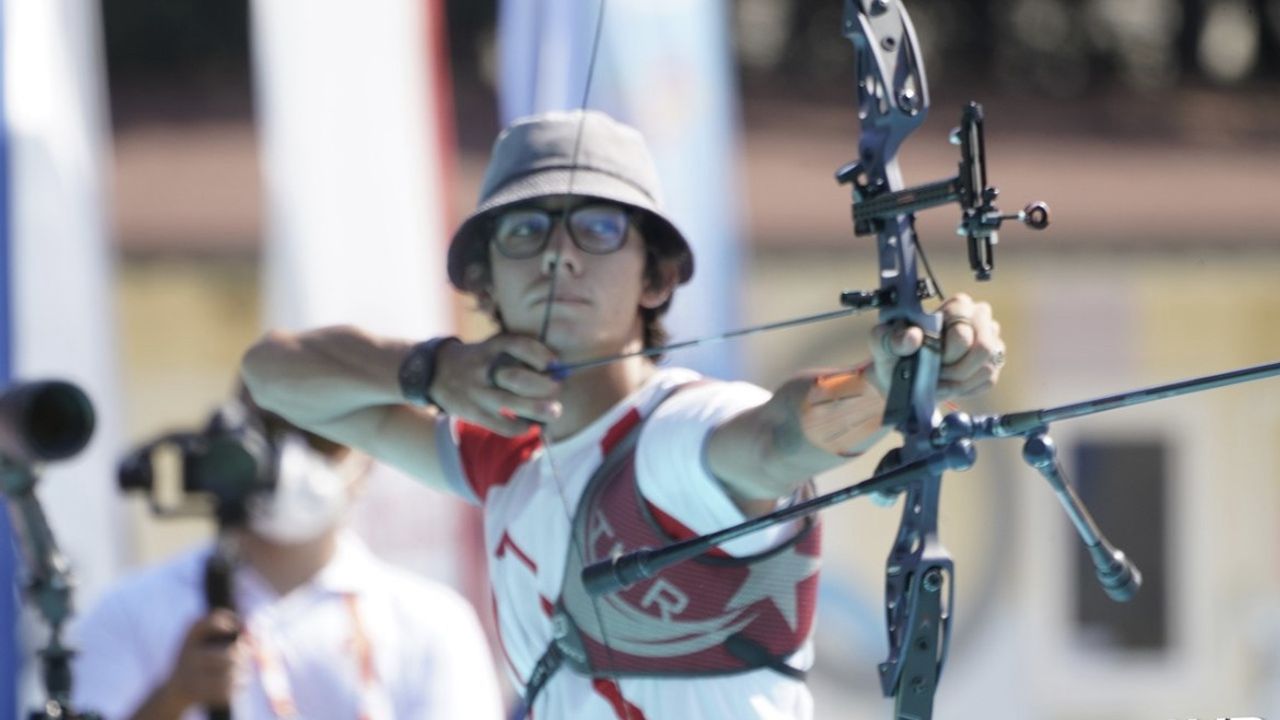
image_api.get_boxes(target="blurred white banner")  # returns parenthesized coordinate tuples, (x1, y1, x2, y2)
(2, 0, 124, 711)
(250, 0, 479, 594)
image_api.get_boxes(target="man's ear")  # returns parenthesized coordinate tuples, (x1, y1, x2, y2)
(640, 258, 681, 310)
(463, 262, 496, 315)
(338, 450, 375, 498)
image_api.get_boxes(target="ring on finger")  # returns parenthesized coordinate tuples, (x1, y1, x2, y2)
(486, 359, 505, 389)
(991, 349, 1006, 368)
(944, 316, 975, 334)
(879, 329, 896, 357)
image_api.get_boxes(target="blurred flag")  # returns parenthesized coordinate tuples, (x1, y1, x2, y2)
(251, 0, 454, 339)
(499, 0, 746, 379)
(1, 0, 124, 711)
(249, 0, 479, 591)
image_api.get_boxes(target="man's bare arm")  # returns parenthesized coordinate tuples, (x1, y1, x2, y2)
(240, 325, 449, 487)
(707, 367, 890, 517)
(242, 326, 562, 489)
(708, 293, 1007, 517)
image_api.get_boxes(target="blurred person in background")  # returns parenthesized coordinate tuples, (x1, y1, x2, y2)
(69, 396, 504, 720)
(241, 109, 1007, 719)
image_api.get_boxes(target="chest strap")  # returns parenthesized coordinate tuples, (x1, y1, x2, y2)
(523, 642, 564, 711)
(522, 631, 806, 710)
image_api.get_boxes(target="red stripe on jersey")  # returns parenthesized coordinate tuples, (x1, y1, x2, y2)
(539, 595, 554, 618)
(496, 531, 538, 574)
(456, 421, 542, 502)
(645, 500, 732, 559)
(600, 408, 641, 456)
(591, 678, 647, 720)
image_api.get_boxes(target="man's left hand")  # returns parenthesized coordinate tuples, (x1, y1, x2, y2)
(868, 293, 1006, 401)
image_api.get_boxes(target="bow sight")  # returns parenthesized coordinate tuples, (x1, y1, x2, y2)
(838, 102, 1050, 283)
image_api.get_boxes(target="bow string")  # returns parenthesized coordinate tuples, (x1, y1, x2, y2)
(528, 3, 642, 719)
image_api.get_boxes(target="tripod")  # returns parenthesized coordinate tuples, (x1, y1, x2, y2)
(2, 461, 102, 720)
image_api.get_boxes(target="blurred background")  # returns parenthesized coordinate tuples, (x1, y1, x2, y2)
(4, 0, 1280, 718)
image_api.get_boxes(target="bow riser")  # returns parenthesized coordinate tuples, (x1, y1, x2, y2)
(843, 2, 954, 715)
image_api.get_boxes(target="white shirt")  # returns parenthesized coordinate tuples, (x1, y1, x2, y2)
(436, 367, 815, 720)
(70, 533, 504, 720)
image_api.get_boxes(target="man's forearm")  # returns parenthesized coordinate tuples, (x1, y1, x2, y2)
(709, 367, 890, 506)
(241, 325, 411, 428)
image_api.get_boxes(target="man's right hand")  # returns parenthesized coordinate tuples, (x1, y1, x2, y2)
(242, 324, 552, 489)
(162, 610, 245, 709)
(431, 335, 563, 436)
(128, 611, 245, 720)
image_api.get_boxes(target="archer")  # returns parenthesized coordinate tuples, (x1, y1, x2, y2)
(241, 109, 1006, 720)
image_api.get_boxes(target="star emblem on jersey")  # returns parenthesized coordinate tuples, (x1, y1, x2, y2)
(722, 545, 821, 632)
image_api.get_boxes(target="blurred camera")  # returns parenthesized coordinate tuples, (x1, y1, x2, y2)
(0, 380, 95, 465)
(118, 401, 274, 523)
(0, 381, 96, 499)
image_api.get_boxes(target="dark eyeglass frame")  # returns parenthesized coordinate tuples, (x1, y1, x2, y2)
(489, 202, 635, 260)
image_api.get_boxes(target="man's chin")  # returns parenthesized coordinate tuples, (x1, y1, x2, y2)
(501, 316, 635, 364)
(541, 333, 626, 365)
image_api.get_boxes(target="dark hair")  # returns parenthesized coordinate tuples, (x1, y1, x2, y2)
(236, 384, 349, 460)
(461, 208, 688, 361)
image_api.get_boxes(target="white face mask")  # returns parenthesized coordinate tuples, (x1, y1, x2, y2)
(248, 434, 348, 544)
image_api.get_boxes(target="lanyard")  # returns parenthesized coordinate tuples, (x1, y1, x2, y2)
(243, 593, 387, 720)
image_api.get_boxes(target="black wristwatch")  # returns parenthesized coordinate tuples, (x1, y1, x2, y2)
(398, 336, 459, 408)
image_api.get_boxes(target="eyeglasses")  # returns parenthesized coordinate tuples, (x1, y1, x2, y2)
(491, 203, 632, 259)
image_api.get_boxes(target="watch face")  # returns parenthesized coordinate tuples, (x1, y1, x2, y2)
(400, 347, 432, 404)
(402, 338, 456, 406)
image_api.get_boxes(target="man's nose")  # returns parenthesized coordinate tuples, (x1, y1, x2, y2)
(541, 221, 582, 275)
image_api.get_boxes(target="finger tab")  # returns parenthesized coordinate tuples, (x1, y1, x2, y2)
(546, 360, 569, 381)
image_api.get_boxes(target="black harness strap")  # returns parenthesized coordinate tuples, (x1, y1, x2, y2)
(524, 628, 808, 711)
(523, 642, 564, 712)
(725, 634, 808, 682)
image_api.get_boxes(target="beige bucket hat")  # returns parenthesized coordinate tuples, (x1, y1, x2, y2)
(447, 109, 694, 288)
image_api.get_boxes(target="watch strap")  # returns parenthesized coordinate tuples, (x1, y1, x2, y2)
(398, 336, 459, 408)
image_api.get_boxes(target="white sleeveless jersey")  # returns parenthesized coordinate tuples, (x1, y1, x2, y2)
(435, 367, 816, 720)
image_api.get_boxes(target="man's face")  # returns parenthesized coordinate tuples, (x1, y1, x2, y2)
(246, 434, 364, 545)
(485, 197, 672, 361)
